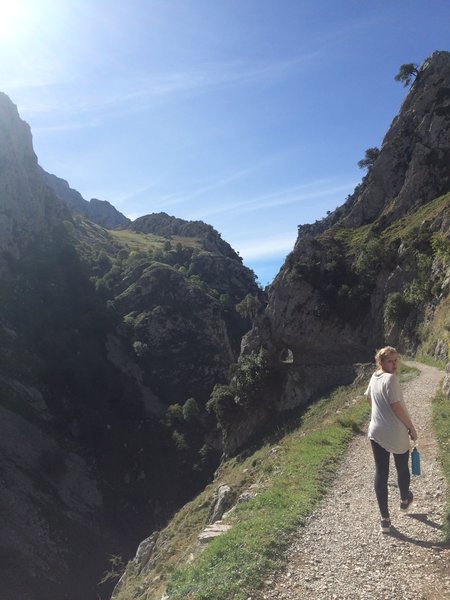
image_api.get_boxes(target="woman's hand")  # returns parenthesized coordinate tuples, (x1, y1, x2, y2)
(408, 425, 418, 441)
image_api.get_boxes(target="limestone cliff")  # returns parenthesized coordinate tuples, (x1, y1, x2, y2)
(218, 51, 450, 455)
(0, 94, 261, 600)
(41, 168, 130, 229)
(131, 212, 241, 258)
(0, 93, 67, 267)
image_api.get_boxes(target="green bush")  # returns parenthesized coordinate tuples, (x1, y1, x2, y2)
(233, 348, 270, 406)
(431, 233, 450, 264)
(172, 430, 188, 452)
(183, 398, 200, 423)
(384, 292, 411, 326)
(166, 404, 184, 426)
(207, 385, 235, 422)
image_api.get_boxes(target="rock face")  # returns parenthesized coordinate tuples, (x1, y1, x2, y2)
(343, 50, 450, 228)
(0, 93, 66, 266)
(0, 93, 261, 599)
(2, 50, 449, 599)
(220, 51, 450, 455)
(131, 212, 241, 259)
(114, 263, 235, 403)
(0, 386, 104, 600)
(41, 169, 130, 229)
(88, 197, 130, 229)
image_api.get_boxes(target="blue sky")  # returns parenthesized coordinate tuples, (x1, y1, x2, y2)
(1, 1, 449, 285)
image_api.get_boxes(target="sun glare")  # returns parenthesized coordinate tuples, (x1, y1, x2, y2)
(0, 0, 29, 39)
(0, 0, 44, 45)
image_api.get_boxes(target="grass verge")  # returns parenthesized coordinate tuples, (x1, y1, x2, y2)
(112, 364, 422, 600)
(165, 387, 371, 600)
(432, 387, 450, 541)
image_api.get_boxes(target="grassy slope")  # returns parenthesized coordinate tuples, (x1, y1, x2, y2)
(106, 193, 450, 598)
(112, 363, 450, 600)
(68, 217, 205, 265)
(432, 388, 450, 539)
(109, 229, 203, 252)
(331, 192, 450, 255)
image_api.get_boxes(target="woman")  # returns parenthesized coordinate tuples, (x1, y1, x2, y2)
(365, 346, 418, 533)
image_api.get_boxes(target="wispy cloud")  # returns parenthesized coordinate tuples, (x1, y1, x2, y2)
(233, 233, 297, 261)
(113, 152, 294, 214)
(118, 175, 358, 230)
(190, 179, 358, 220)
(138, 164, 273, 211)
(17, 53, 317, 130)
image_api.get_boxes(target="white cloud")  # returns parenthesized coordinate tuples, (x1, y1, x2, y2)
(233, 233, 297, 261)
(191, 179, 358, 220)
(15, 53, 316, 126)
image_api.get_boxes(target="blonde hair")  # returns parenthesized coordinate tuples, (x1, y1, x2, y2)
(375, 346, 400, 369)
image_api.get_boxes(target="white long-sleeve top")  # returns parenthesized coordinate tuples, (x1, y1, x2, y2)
(365, 371, 411, 454)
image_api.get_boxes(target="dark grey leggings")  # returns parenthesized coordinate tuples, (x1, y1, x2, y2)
(370, 439, 410, 518)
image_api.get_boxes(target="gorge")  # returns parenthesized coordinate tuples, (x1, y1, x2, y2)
(0, 50, 449, 600)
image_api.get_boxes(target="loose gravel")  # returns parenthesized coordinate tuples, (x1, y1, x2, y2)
(261, 362, 450, 600)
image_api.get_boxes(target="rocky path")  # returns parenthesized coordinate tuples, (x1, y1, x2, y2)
(262, 362, 450, 600)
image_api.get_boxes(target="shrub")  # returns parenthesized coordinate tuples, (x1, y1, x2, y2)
(172, 430, 188, 451)
(233, 348, 270, 407)
(235, 293, 260, 319)
(183, 398, 200, 423)
(166, 404, 184, 425)
(206, 384, 235, 422)
(132, 340, 148, 357)
(384, 292, 411, 326)
(123, 313, 137, 330)
(431, 233, 450, 264)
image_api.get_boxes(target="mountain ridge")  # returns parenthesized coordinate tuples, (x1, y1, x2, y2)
(216, 49, 450, 454)
(0, 91, 261, 600)
(107, 50, 450, 600)
(0, 49, 449, 600)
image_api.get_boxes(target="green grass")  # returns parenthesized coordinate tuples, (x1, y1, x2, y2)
(324, 223, 372, 257)
(382, 192, 450, 243)
(432, 388, 450, 541)
(167, 431, 352, 600)
(112, 363, 447, 600)
(109, 229, 202, 252)
(415, 353, 447, 369)
(165, 386, 371, 600)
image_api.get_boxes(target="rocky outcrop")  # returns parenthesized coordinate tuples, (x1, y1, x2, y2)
(0, 91, 262, 600)
(0, 93, 66, 267)
(41, 169, 130, 229)
(114, 263, 236, 404)
(221, 51, 450, 455)
(0, 384, 105, 600)
(207, 484, 233, 524)
(131, 212, 241, 259)
(343, 50, 450, 228)
(88, 197, 130, 229)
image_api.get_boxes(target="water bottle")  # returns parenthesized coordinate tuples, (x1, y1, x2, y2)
(411, 446, 421, 476)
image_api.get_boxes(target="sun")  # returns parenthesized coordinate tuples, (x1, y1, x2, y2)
(0, 0, 28, 39)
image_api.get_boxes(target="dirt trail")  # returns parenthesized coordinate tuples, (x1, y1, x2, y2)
(262, 362, 450, 600)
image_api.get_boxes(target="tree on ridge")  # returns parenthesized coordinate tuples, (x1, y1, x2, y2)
(394, 63, 419, 87)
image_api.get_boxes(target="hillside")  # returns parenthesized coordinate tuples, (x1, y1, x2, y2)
(217, 51, 450, 455)
(0, 93, 262, 600)
(108, 363, 449, 600)
(109, 50, 450, 600)
(1, 48, 450, 600)
(262, 362, 449, 600)
(41, 168, 131, 229)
